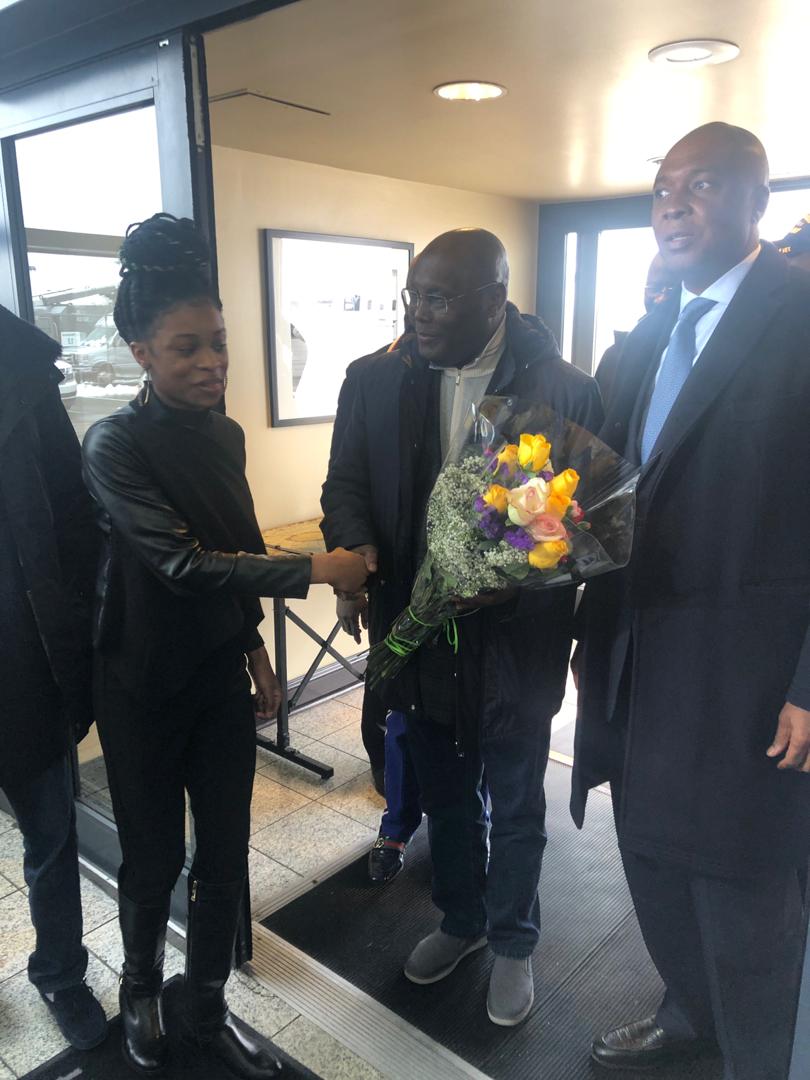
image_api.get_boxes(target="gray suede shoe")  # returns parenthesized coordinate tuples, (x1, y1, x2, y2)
(486, 956, 534, 1026)
(404, 929, 487, 985)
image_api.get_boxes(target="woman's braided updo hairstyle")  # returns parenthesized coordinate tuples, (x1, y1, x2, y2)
(113, 213, 220, 344)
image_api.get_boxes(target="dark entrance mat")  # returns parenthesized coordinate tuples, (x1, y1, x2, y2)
(20, 976, 321, 1080)
(262, 761, 723, 1080)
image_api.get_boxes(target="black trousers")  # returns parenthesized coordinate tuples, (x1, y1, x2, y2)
(95, 644, 256, 906)
(613, 788, 808, 1080)
(360, 686, 386, 773)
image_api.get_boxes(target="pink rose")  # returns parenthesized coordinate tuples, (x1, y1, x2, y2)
(526, 513, 568, 542)
(506, 477, 548, 526)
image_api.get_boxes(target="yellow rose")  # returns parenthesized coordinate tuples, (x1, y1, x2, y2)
(528, 539, 570, 570)
(518, 433, 551, 473)
(550, 468, 580, 500)
(545, 469, 580, 518)
(494, 443, 520, 477)
(483, 484, 509, 515)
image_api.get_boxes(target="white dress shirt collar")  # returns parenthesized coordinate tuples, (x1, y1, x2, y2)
(678, 244, 761, 314)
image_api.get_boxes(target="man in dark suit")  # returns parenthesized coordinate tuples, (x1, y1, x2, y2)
(573, 123, 810, 1079)
(323, 228, 602, 1026)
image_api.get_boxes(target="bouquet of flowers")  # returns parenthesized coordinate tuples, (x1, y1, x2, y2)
(366, 397, 638, 689)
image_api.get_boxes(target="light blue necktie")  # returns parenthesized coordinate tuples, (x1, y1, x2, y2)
(640, 296, 717, 463)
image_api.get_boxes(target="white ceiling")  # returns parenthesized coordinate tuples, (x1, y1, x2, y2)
(205, 0, 810, 202)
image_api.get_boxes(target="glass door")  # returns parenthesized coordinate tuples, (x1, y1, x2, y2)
(17, 106, 162, 441)
(0, 34, 212, 904)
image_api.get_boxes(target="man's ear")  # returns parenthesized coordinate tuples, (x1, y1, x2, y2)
(752, 184, 770, 224)
(488, 283, 508, 318)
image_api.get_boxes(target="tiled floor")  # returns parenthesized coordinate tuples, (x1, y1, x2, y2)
(0, 687, 385, 1080)
(0, 682, 577, 1078)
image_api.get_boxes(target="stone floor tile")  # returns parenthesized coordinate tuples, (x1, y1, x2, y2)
(248, 848, 302, 911)
(225, 966, 298, 1039)
(0, 827, 25, 889)
(255, 735, 314, 773)
(334, 685, 364, 711)
(258, 742, 369, 799)
(0, 1057, 13, 1078)
(250, 803, 373, 877)
(0, 889, 34, 984)
(273, 1015, 384, 1080)
(0, 875, 17, 902)
(79, 876, 119, 933)
(250, 773, 311, 835)
(319, 774, 386, 832)
(287, 700, 360, 741)
(0, 809, 15, 837)
(318, 721, 368, 762)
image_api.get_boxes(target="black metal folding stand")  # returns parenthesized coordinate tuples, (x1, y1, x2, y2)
(255, 597, 366, 779)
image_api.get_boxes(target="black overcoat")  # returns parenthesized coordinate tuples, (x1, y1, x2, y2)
(0, 306, 97, 786)
(321, 303, 603, 739)
(572, 244, 810, 876)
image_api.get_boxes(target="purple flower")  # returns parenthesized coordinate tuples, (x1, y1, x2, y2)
(540, 470, 554, 482)
(480, 516, 505, 541)
(473, 495, 487, 513)
(515, 471, 529, 485)
(504, 527, 535, 551)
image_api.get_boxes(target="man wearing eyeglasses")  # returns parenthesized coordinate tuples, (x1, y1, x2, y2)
(321, 228, 602, 1026)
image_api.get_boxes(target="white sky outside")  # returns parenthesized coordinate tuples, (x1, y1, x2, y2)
(16, 105, 162, 237)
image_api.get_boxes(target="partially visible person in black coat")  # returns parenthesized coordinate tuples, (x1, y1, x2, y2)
(0, 304, 107, 1049)
(322, 228, 603, 1027)
(594, 254, 678, 410)
(82, 214, 366, 1080)
(574, 123, 810, 1080)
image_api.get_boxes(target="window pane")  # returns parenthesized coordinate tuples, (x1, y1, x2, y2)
(16, 105, 162, 442)
(15, 107, 161, 234)
(759, 188, 810, 246)
(560, 232, 577, 363)
(593, 227, 658, 373)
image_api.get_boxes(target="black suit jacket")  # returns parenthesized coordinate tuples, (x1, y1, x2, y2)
(573, 243, 810, 876)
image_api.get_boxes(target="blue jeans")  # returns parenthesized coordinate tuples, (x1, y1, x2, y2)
(3, 754, 88, 992)
(379, 711, 422, 843)
(405, 710, 551, 958)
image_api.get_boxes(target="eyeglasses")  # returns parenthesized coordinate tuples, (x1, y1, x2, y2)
(401, 281, 501, 316)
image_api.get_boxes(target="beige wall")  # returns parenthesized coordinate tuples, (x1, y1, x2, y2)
(212, 144, 539, 677)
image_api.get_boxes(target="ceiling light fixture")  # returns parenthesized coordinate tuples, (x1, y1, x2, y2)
(433, 81, 506, 102)
(648, 39, 740, 66)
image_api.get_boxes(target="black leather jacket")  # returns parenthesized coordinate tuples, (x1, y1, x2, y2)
(82, 393, 311, 704)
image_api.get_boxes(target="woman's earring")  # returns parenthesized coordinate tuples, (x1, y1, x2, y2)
(142, 371, 152, 404)
(223, 372, 228, 391)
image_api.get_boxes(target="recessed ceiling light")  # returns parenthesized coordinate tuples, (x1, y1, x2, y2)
(433, 81, 506, 102)
(648, 39, 740, 66)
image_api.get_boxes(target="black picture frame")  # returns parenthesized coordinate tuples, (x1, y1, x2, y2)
(262, 229, 413, 426)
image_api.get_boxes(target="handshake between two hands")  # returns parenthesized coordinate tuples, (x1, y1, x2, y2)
(334, 545, 378, 644)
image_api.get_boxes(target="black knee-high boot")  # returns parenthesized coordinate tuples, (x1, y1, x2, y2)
(185, 876, 281, 1079)
(119, 891, 170, 1074)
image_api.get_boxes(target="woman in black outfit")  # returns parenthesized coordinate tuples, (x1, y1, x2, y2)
(82, 214, 366, 1079)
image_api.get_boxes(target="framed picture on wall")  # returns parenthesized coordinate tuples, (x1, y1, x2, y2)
(262, 229, 413, 426)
